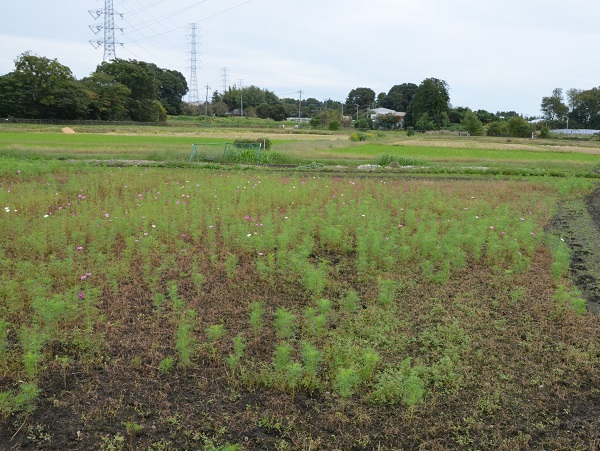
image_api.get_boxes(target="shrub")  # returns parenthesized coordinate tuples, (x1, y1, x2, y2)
(353, 118, 372, 130)
(328, 121, 340, 131)
(486, 121, 508, 137)
(350, 132, 370, 142)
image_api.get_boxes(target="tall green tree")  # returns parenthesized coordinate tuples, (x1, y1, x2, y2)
(461, 111, 484, 135)
(0, 52, 89, 119)
(156, 68, 188, 116)
(345, 87, 376, 110)
(409, 78, 450, 129)
(541, 88, 568, 121)
(381, 83, 418, 112)
(568, 87, 600, 128)
(81, 72, 130, 120)
(221, 85, 279, 111)
(475, 109, 497, 124)
(507, 116, 533, 138)
(96, 59, 158, 121)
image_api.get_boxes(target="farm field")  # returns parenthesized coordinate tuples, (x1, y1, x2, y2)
(0, 125, 599, 450)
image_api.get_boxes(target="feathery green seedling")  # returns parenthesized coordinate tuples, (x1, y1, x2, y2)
(333, 367, 360, 418)
(168, 281, 185, 313)
(20, 326, 45, 380)
(124, 421, 143, 450)
(192, 273, 205, 297)
(54, 355, 69, 388)
(0, 382, 40, 420)
(176, 323, 194, 373)
(548, 237, 572, 282)
(224, 254, 239, 279)
(284, 362, 303, 400)
(403, 372, 426, 420)
(249, 302, 265, 336)
(0, 320, 9, 371)
(273, 342, 293, 374)
(225, 334, 246, 381)
(315, 298, 332, 315)
(358, 349, 381, 382)
(205, 324, 226, 360)
(377, 278, 396, 306)
(273, 307, 296, 340)
(176, 310, 196, 374)
(341, 290, 360, 313)
(300, 342, 321, 390)
(158, 357, 175, 374)
(301, 259, 328, 296)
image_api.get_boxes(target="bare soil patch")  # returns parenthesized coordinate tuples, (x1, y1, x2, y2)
(547, 185, 600, 315)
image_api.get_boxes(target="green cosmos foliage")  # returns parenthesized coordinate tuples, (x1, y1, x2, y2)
(0, 164, 592, 420)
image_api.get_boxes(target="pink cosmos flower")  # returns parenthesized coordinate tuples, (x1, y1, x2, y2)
(105, 213, 109, 218)
(78, 293, 84, 299)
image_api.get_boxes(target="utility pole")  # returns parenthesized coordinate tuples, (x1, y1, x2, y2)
(238, 79, 244, 117)
(298, 89, 303, 123)
(204, 84, 211, 125)
(89, 0, 123, 61)
(186, 24, 200, 103)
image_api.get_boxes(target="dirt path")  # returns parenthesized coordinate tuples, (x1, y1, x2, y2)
(547, 185, 600, 315)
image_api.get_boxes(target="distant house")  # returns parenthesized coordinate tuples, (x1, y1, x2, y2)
(369, 107, 406, 128)
(369, 107, 405, 119)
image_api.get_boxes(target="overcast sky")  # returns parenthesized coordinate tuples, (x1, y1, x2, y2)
(1, 0, 598, 116)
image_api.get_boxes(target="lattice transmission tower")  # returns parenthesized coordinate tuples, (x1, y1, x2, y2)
(186, 23, 200, 103)
(89, 0, 123, 61)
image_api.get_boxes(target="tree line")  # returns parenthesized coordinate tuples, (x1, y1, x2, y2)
(341, 79, 536, 137)
(541, 87, 600, 129)
(0, 52, 540, 138)
(0, 52, 188, 122)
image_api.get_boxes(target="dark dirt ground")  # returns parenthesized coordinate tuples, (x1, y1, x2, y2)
(547, 185, 600, 315)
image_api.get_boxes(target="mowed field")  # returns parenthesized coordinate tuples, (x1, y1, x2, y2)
(1, 124, 599, 450)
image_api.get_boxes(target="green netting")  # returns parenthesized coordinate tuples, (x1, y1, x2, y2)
(189, 143, 227, 162)
(223, 142, 262, 163)
(190, 142, 264, 163)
